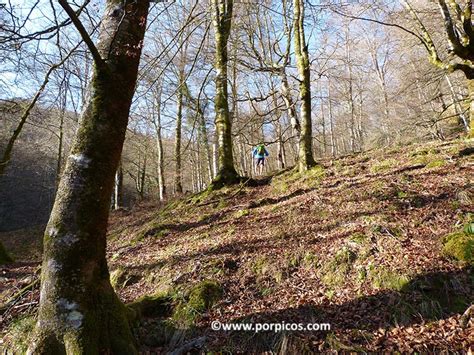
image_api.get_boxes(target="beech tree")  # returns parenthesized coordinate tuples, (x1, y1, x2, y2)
(27, 1, 150, 353)
(403, 0, 474, 137)
(211, 0, 239, 185)
(293, 0, 316, 172)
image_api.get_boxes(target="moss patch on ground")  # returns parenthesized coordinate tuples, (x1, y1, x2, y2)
(369, 266, 410, 291)
(127, 292, 173, 319)
(270, 165, 325, 193)
(172, 280, 223, 326)
(319, 247, 357, 288)
(2, 315, 35, 353)
(441, 227, 474, 264)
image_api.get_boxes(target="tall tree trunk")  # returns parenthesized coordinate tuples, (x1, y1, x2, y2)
(293, 0, 315, 172)
(467, 79, 474, 137)
(327, 79, 337, 157)
(198, 111, 213, 183)
(211, 0, 238, 185)
(345, 28, 357, 152)
(445, 75, 469, 132)
(139, 154, 147, 199)
(28, 1, 149, 353)
(114, 159, 124, 210)
(56, 105, 66, 187)
(357, 79, 365, 150)
(280, 71, 300, 155)
(272, 90, 286, 169)
(153, 86, 166, 201)
(320, 86, 327, 156)
(174, 70, 184, 194)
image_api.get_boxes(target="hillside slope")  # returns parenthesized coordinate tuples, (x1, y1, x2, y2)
(1, 139, 473, 353)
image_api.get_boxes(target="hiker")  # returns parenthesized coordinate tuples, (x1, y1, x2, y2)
(252, 143, 269, 176)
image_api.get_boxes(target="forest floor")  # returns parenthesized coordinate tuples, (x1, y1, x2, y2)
(1, 138, 473, 353)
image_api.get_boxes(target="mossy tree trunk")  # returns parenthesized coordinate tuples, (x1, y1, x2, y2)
(174, 69, 184, 194)
(211, 0, 239, 185)
(445, 74, 469, 132)
(402, 0, 474, 138)
(27, 1, 149, 354)
(293, 0, 315, 172)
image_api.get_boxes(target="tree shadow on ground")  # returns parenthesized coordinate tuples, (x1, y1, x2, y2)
(157, 267, 473, 353)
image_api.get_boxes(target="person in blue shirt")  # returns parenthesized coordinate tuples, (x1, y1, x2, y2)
(252, 143, 269, 176)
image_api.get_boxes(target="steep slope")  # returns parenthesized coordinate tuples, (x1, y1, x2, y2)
(1, 139, 473, 353)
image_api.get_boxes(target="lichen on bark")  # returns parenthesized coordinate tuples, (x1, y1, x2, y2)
(27, 1, 150, 353)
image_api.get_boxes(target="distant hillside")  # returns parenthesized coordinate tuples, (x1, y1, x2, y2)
(1, 138, 473, 353)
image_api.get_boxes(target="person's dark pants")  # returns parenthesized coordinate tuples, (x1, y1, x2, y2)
(256, 157, 265, 166)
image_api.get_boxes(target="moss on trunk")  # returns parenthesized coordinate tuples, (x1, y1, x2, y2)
(211, 0, 239, 185)
(293, 0, 316, 172)
(27, 1, 150, 353)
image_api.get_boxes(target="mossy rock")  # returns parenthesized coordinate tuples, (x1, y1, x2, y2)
(173, 280, 223, 326)
(370, 267, 410, 291)
(127, 292, 173, 319)
(187, 280, 223, 312)
(442, 230, 474, 264)
(0, 241, 13, 265)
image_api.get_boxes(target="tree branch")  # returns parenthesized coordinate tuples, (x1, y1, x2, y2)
(437, 0, 470, 59)
(58, 0, 104, 68)
(330, 8, 426, 47)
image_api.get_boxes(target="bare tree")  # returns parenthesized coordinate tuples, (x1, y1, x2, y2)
(28, 1, 150, 352)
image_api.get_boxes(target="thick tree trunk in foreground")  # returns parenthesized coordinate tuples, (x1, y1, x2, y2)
(293, 0, 315, 172)
(27, 1, 149, 354)
(211, 0, 238, 185)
